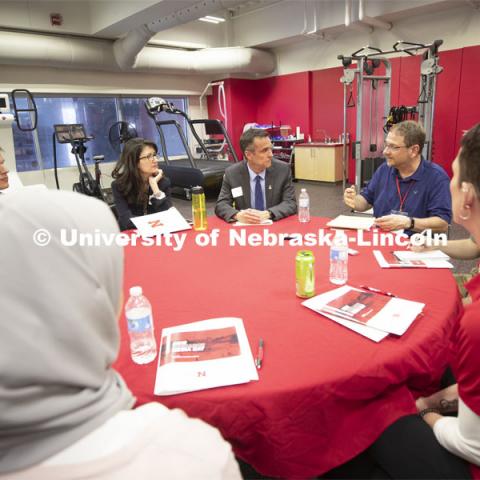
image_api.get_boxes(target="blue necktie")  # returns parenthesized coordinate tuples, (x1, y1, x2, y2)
(254, 175, 264, 211)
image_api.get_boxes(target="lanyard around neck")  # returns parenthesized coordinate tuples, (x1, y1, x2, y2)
(395, 176, 415, 212)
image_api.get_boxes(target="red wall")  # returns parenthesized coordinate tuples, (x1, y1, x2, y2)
(254, 72, 311, 137)
(311, 66, 344, 141)
(207, 45, 480, 178)
(456, 45, 480, 152)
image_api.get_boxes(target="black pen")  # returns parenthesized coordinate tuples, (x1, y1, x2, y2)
(255, 339, 264, 369)
(391, 251, 404, 262)
(358, 285, 397, 298)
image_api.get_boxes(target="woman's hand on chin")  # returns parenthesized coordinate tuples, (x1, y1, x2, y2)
(149, 170, 163, 187)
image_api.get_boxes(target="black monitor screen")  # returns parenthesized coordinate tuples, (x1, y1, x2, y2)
(204, 121, 224, 135)
(54, 124, 87, 143)
(0, 97, 7, 109)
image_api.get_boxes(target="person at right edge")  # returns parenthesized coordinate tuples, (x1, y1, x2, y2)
(343, 120, 451, 235)
(368, 123, 480, 479)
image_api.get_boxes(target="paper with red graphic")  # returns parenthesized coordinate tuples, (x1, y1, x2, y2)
(159, 326, 241, 366)
(131, 207, 191, 237)
(154, 317, 258, 396)
(302, 285, 424, 340)
(324, 289, 390, 324)
(373, 250, 453, 269)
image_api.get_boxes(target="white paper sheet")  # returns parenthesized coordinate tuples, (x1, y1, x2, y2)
(303, 286, 389, 342)
(131, 207, 191, 237)
(233, 220, 273, 226)
(327, 215, 375, 230)
(393, 250, 450, 261)
(154, 317, 258, 396)
(303, 285, 425, 338)
(373, 250, 453, 269)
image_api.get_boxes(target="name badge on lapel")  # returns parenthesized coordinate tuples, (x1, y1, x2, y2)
(231, 186, 243, 198)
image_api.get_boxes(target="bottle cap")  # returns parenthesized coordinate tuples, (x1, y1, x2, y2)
(301, 188, 306, 192)
(191, 186, 204, 195)
(129, 286, 142, 296)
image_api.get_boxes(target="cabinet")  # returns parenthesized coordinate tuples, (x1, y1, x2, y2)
(294, 143, 346, 182)
(272, 138, 304, 164)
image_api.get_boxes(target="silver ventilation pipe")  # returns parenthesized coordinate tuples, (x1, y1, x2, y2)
(113, 0, 246, 70)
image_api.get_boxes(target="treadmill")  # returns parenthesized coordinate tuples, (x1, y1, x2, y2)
(145, 98, 239, 193)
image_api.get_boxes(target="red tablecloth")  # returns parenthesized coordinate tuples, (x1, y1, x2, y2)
(114, 216, 461, 478)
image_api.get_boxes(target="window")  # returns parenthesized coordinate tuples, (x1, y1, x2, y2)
(12, 95, 189, 172)
(119, 97, 189, 158)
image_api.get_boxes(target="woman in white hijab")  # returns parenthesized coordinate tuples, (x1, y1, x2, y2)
(0, 189, 241, 480)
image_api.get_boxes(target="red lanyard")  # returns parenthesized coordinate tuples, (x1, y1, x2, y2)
(395, 177, 415, 212)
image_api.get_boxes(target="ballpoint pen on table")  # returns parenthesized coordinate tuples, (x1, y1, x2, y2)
(255, 339, 264, 369)
(391, 251, 405, 262)
(358, 285, 397, 298)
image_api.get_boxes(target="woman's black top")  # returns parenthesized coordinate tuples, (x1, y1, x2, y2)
(111, 177, 172, 231)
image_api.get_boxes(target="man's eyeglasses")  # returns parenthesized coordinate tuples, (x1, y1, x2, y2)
(139, 153, 159, 161)
(383, 143, 409, 152)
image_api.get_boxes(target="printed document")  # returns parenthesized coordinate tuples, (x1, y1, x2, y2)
(303, 285, 424, 339)
(154, 317, 258, 396)
(373, 250, 453, 269)
(131, 207, 191, 237)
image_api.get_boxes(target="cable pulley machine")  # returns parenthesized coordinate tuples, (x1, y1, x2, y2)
(338, 39, 443, 191)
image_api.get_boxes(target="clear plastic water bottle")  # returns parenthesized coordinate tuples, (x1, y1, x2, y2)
(298, 188, 310, 223)
(125, 286, 157, 364)
(329, 230, 348, 285)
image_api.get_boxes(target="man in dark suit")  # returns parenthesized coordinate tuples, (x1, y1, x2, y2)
(215, 128, 297, 223)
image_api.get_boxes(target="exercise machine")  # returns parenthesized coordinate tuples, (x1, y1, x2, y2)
(53, 123, 106, 202)
(339, 39, 443, 190)
(145, 97, 239, 195)
(0, 90, 37, 183)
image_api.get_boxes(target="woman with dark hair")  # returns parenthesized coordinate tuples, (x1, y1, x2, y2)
(111, 137, 172, 231)
(367, 124, 480, 479)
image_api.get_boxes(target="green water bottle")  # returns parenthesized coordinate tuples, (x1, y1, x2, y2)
(296, 250, 315, 298)
(191, 186, 208, 231)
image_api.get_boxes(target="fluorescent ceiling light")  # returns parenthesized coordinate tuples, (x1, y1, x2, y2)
(198, 15, 225, 24)
(149, 39, 209, 49)
(205, 16, 225, 22)
(198, 17, 220, 24)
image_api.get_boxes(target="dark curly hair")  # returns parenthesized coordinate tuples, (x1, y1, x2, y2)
(111, 138, 157, 204)
(459, 123, 480, 196)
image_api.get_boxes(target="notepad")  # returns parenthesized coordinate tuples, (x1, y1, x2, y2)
(327, 215, 375, 230)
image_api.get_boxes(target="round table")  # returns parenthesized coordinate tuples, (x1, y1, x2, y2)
(114, 216, 460, 478)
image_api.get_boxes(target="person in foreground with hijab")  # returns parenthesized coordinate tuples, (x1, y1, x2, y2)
(0, 189, 241, 480)
(111, 137, 172, 231)
(367, 124, 480, 479)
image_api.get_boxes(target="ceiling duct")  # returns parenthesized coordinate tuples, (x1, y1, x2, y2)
(113, 0, 246, 70)
(0, 30, 275, 75)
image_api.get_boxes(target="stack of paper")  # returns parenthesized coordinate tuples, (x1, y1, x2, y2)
(327, 215, 375, 230)
(302, 285, 425, 342)
(373, 250, 453, 269)
(154, 317, 258, 396)
(131, 207, 191, 237)
(233, 219, 273, 226)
